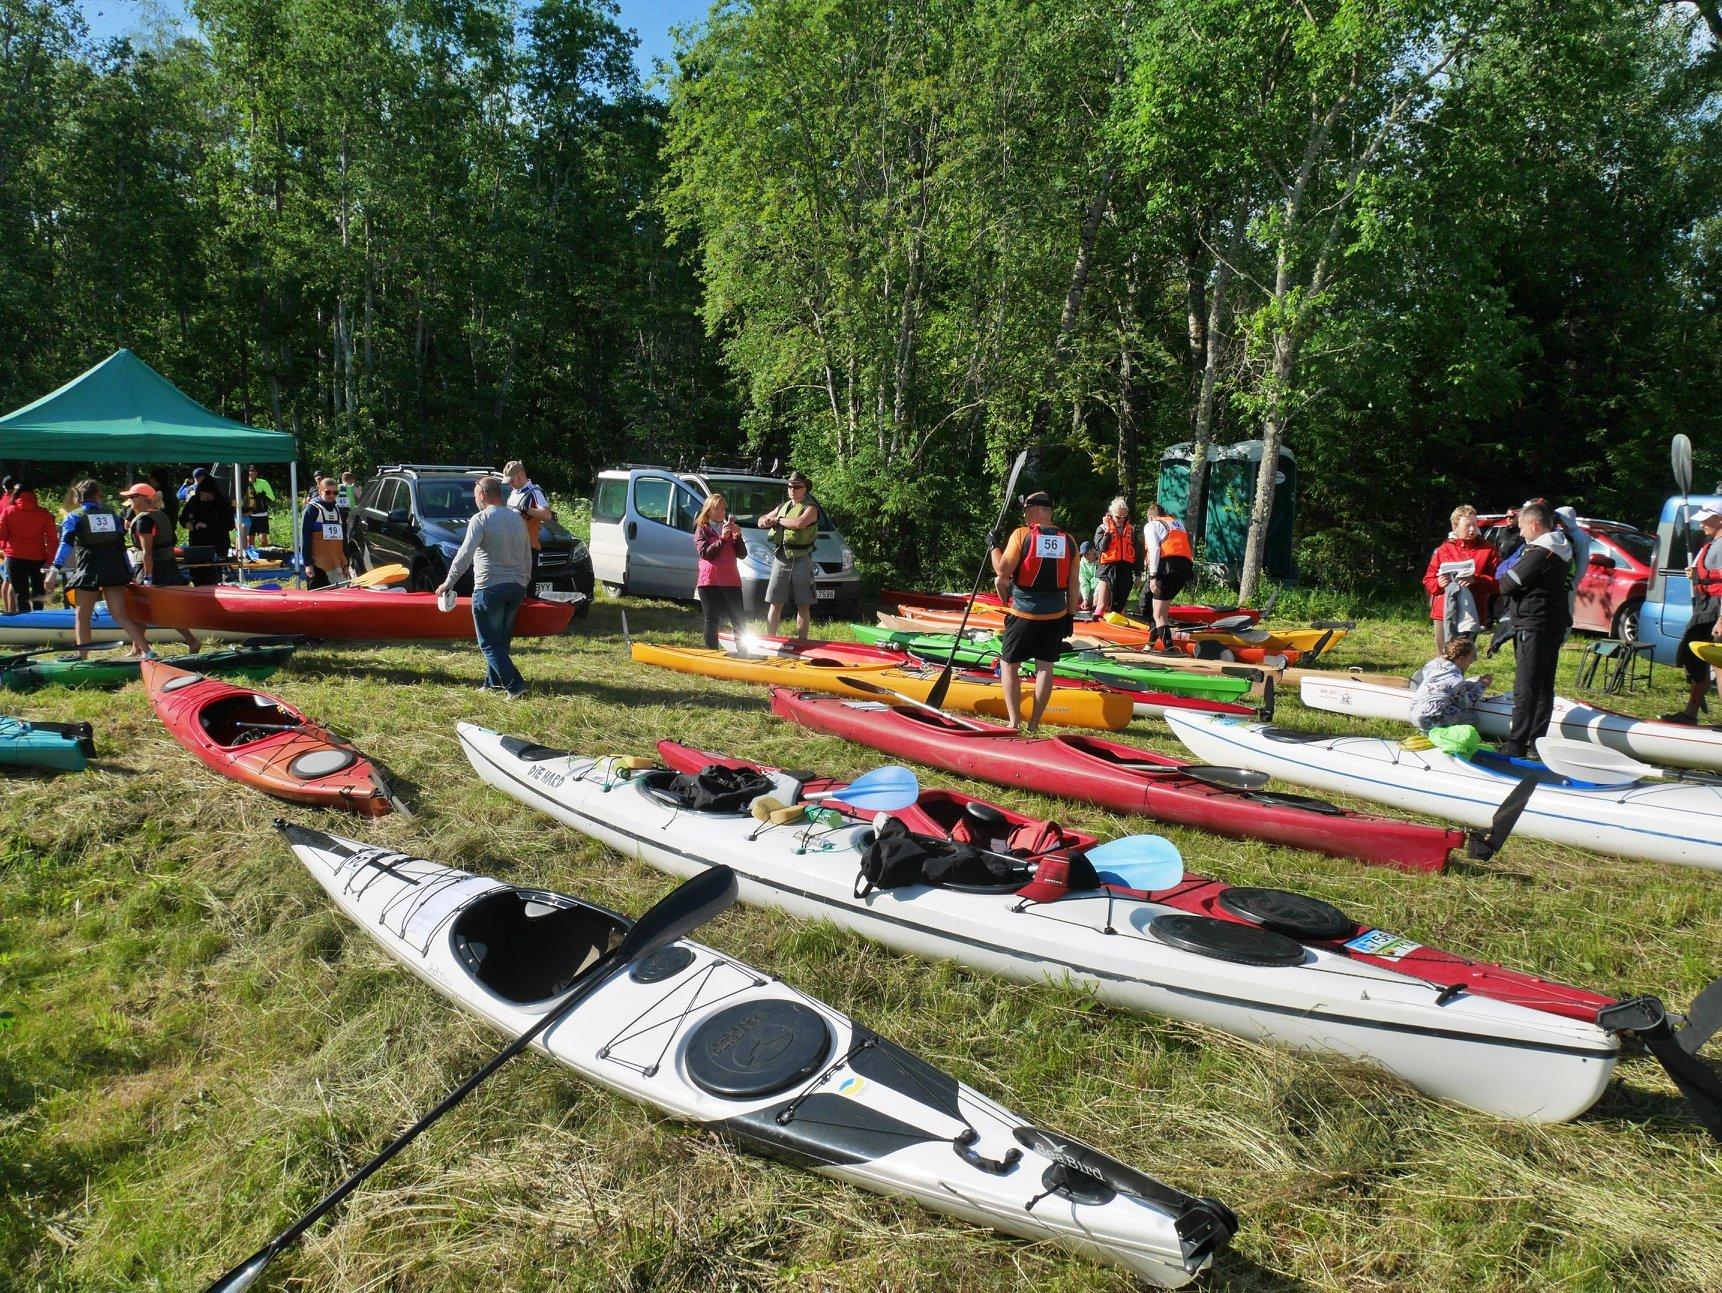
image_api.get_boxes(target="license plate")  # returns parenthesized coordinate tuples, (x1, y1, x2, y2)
(815, 587, 836, 601)
(536, 582, 554, 597)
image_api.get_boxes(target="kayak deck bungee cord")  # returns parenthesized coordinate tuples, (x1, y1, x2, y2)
(458, 723, 1721, 1132)
(281, 821, 1236, 1286)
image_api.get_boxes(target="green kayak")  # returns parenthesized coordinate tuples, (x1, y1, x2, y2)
(0, 642, 298, 692)
(850, 625, 1254, 700)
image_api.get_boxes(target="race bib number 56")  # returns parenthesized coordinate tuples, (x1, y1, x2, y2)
(1034, 532, 1068, 559)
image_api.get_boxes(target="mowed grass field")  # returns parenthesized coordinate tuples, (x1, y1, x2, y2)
(3, 598, 1720, 1292)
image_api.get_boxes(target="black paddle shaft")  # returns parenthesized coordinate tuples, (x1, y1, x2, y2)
(926, 450, 1028, 710)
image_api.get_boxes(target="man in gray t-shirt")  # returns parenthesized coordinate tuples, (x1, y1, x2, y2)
(438, 476, 532, 698)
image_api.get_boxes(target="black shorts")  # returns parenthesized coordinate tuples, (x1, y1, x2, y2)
(1000, 612, 1071, 664)
(1680, 616, 1720, 685)
(1099, 562, 1134, 601)
(1147, 555, 1194, 601)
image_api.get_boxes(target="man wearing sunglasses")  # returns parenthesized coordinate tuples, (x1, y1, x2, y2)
(300, 477, 352, 589)
(758, 470, 820, 640)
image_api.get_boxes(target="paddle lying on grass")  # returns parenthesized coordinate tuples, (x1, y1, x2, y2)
(203, 861, 740, 1293)
(1535, 737, 1722, 787)
(1085, 834, 1184, 891)
(836, 676, 996, 731)
(925, 448, 1027, 711)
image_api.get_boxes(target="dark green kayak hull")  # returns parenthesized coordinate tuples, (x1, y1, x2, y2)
(1, 644, 297, 692)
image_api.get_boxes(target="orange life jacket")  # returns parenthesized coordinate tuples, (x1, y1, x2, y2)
(1155, 518, 1193, 562)
(1099, 518, 1136, 565)
(1695, 538, 1722, 600)
(1008, 524, 1074, 617)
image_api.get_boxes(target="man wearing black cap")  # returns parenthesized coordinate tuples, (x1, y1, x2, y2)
(759, 470, 821, 640)
(990, 489, 1080, 731)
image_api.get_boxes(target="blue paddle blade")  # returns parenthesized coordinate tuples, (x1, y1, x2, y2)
(830, 764, 920, 810)
(1087, 834, 1184, 891)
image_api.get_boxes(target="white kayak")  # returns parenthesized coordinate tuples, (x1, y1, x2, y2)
(1298, 672, 1722, 773)
(282, 820, 1233, 1287)
(1167, 711, 1722, 874)
(458, 723, 1625, 1125)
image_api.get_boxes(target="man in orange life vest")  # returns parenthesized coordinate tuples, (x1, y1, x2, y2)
(989, 489, 1080, 732)
(1139, 501, 1195, 650)
(1664, 505, 1722, 725)
(299, 476, 352, 589)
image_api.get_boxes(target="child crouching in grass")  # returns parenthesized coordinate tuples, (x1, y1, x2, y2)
(1409, 636, 1491, 732)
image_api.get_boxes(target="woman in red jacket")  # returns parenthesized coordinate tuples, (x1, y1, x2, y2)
(0, 486, 59, 613)
(1421, 504, 1499, 650)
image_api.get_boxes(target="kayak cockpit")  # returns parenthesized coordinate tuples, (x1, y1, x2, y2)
(1055, 734, 1178, 772)
(450, 887, 625, 1005)
(198, 693, 304, 747)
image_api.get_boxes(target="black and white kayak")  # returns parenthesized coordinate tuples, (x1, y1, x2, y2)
(457, 723, 1631, 1126)
(1166, 711, 1722, 874)
(1298, 672, 1722, 773)
(281, 821, 1235, 1286)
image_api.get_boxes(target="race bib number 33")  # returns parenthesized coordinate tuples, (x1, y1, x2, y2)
(88, 514, 117, 533)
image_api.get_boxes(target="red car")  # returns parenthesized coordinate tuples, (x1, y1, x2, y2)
(1479, 515, 1655, 640)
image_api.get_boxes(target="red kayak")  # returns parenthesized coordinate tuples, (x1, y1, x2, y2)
(126, 583, 574, 640)
(143, 660, 401, 814)
(768, 687, 1463, 872)
(655, 740, 1614, 1024)
(882, 588, 1261, 627)
(721, 632, 1259, 721)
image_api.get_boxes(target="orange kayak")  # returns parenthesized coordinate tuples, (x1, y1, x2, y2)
(142, 660, 401, 814)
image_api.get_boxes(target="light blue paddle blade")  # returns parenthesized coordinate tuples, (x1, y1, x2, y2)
(827, 764, 921, 810)
(1087, 834, 1184, 891)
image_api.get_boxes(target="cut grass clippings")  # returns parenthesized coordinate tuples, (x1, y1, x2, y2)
(2, 598, 1719, 1291)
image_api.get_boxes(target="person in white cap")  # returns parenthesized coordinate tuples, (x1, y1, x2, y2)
(1664, 505, 1722, 725)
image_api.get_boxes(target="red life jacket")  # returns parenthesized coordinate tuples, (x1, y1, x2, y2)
(1695, 538, 1722, 599)
(1007, 524, 1075, 618)
(1156, 519, 1193, 561)
(1099, 518, 1136, 565)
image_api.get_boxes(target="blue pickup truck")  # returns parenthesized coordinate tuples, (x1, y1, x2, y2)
(1641, 489, 1722, 665)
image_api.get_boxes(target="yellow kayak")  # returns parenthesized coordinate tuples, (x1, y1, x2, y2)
(1692, 641, 1722, 667)
(630, 641, 1134, 731)
(1102, 612, 1348, 656)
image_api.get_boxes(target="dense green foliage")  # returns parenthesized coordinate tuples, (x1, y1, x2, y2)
(1, 0, 1717, 590)
(0, 0, 732, 487)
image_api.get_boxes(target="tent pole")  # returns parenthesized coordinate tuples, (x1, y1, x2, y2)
(290, 462, 301, 584)
(234, 463, 245, 583)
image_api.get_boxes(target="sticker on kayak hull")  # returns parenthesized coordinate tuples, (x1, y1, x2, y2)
(1344, 929, 1422, 960)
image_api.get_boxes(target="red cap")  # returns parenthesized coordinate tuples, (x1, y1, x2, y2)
(119, 482, 159, 502)
(1014, 855, 1071, 904)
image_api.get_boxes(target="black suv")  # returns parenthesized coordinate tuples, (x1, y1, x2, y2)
(347, 465, 593, 614)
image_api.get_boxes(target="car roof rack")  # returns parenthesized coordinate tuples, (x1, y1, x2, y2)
(373, 464, 495, 475)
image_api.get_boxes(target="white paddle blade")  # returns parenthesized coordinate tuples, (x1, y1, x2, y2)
(1535, 736, 1650, 787)
(1673, 433, 1693, 493)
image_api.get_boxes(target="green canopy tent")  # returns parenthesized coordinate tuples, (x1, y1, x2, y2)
(0, 348, 301, 572)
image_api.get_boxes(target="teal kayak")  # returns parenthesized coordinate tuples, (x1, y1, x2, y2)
(0, 642, 299, 693)
(849, 625, 1255, 701)
(0, 716, 93, 771)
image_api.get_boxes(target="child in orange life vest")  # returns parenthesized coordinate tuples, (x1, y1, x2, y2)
(300, 477, 351, 589)
(989, 489, 1080, 732)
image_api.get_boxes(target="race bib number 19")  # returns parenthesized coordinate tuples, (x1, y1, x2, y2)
(1034, 533, 1067, 559)
(88, 514, 117, 534)
(321, 523, 343, 541)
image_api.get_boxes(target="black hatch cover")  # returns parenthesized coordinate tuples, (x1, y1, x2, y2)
(1148, 913, 1306, 966)
(686, 999, 833, 1099)
(1216, 886, 1354, 941)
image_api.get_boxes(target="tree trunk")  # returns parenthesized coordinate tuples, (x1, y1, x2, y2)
(1238, 330, 1294, 602)
(1028, 170, 1115, 442)
(1184, 224, 1238, 548)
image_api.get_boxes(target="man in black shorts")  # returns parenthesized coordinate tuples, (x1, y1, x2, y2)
(1664, 504, 1722, 725)
(990, 490, 1080, 732)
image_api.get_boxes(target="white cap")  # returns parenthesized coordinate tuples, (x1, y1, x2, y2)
(1694, 505, 1722, 526)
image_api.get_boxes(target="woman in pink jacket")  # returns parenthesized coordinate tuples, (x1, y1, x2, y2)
(1421, 504, 1500, 650)
(693, 492, 748, 649)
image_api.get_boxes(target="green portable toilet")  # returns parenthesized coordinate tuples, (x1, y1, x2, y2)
(1156, 441, 1296, 582)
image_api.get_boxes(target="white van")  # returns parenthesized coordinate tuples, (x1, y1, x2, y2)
(590, 465, 862, 616)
